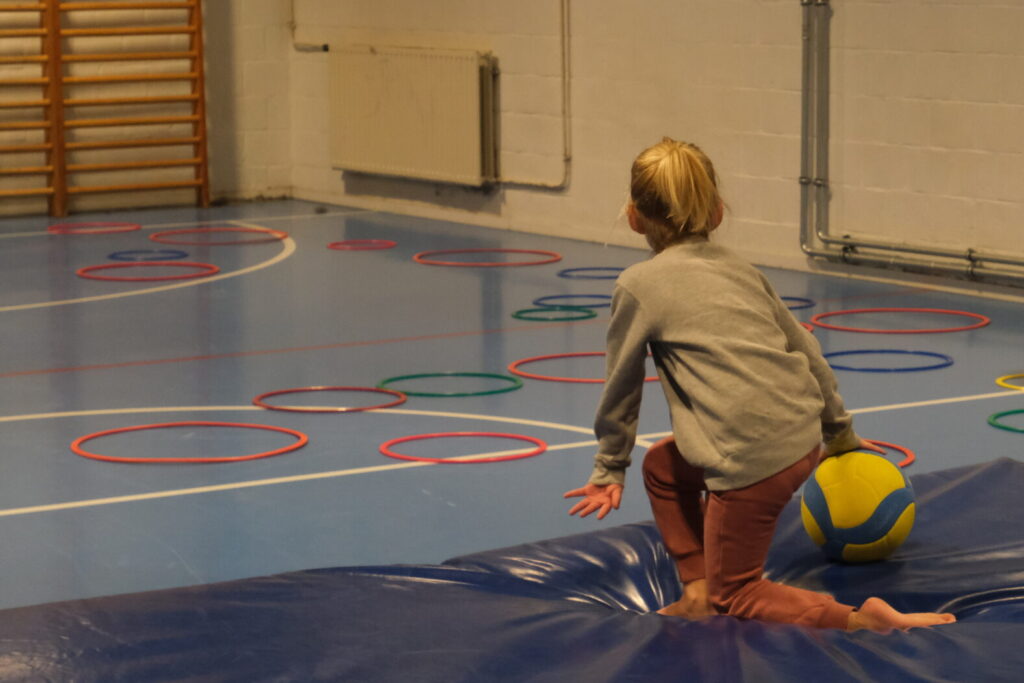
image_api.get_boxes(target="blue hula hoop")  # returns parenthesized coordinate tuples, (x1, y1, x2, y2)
(533, 294, 612, 309)
(825, 349, 954, 373)
(782, 296, 816, 310)
(109, 249, 189, 262)
(557, 267, 623, 280)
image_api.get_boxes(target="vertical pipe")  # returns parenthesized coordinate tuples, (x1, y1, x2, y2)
(813, 0, 831, 249)
(190, 0, 210, 207)
(42, 0, 67, 216)
(799, 0, 815, 252)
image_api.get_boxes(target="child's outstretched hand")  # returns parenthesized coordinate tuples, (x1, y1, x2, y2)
(564, 483, 623, 520)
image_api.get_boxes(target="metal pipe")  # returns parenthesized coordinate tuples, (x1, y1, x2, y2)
(812, 0, 831, 253)
(797, 0, 1024, 287)
(799, 0, 814, 253)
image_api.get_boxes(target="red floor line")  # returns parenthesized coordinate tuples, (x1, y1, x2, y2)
(0, 318, 604, 379)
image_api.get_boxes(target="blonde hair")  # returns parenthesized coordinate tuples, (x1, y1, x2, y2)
(630, 138, 722, 251)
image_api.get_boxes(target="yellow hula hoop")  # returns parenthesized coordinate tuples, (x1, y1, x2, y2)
(996, 373, 1024, 391)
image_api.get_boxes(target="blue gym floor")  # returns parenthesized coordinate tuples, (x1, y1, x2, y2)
(0, 199, 1021, 611)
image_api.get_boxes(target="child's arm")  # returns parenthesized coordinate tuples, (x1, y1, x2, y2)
(760, 278, 863, 455)
(589, 286, 651, 486)
(565, 286, 650, 518)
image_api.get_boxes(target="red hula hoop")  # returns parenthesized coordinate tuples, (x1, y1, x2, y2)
(508, 351, 660, 384)
(48, 222, 140, 235)
(865, 439, 916, 468)
(801, 322, 815, 333)
(252, 386, 407, 413)
(810, 308, 990, 334)
(76, 261, 220, 281)
(413, 248, 562, 267)
(71, 421, 308, 464)
(149, 226, 289, 246)
(328, 239, 397, 251)
(379, 432, 548, 464)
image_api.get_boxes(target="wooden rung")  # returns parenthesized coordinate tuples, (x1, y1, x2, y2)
(0, 55, 47, 65)
(68, 179, 203, 195)
(65, 94, 198, 107)
(64, 72, 197, 84)
(64, 51, 198, 63)
(0, 77, 49, 86)
(66, 114, 199, 128)
(0, 187, 54, 197)
(68, 158, 200, 173)
(0, 142, 52, 153)
(61, 26, 196, 37)
(0, 121, 50, 131)
(0, 28, 46, 37)
(60, 1, 195, 9)
(0, 99, 50, 109)
(0, 165, 53, 176)
(0, 3, 47, 10)
(65, 136, 199, 151)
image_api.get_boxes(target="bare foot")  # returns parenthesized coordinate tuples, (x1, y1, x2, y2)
(848, 597, 956, 632)
(657, 579, 716, 618)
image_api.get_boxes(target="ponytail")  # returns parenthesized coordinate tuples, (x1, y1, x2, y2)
(630, 138, 722, 251)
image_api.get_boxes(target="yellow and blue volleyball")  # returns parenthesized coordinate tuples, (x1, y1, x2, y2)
(800, 451, 915, 563)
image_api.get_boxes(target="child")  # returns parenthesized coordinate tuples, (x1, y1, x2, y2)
(563, 138, 956, 632)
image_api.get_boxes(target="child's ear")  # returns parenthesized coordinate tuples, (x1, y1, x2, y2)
(712, 199, 724, 228)
(627, 204, 646, 235)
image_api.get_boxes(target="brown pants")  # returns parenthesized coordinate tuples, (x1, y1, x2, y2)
(642, 436, 853, 629)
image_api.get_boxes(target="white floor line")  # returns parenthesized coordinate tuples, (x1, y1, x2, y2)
(0, 236, 295, 313)
(0, 208, 374, 240)
(0, 388, 1018, 518)
(636, 389, 1023, 442)
(0, 438, 597, 519)
(0, 405, 602, 517)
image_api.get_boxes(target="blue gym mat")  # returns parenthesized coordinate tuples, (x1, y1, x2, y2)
(0, 458, 1021, 682)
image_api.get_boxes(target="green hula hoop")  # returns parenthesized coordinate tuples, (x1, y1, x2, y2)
(512, 306, 597, 322)
(377, 372, 524, 397)
(988, 409, 1024, 434)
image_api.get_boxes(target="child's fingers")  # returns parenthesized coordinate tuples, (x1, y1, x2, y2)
(611, 487, 622, 509)
(577, 500, 604, 518)
(569, 499, 602, 517)
(563, 487, 586, 499)
(596, 502, 613, 520)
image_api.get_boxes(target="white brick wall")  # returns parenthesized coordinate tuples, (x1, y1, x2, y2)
(4, 0, 1021, 278)
(283, 0, 1022, 272)
(830, 0, 1024, 259)
(286, 0, 812, 265)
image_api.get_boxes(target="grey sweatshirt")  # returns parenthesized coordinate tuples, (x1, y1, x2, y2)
(589, 238, 861, 491)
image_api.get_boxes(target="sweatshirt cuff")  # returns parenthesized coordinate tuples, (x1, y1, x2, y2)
(823, 424, 861, 456)
(588, 465, 627, 487)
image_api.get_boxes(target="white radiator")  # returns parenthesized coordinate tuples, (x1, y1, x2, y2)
(328, 45, 499, 187)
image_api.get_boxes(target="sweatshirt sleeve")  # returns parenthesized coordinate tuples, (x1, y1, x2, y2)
(762, 279, 862, 456)
(589, 285, 652, 486)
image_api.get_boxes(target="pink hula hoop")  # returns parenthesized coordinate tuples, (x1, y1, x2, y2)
(150, 226, 288, 246)
(48, 222, 140, 235)
(76, 261, 220, 281)
(379, 432, 548, 464)
(810, 308, 990, 334)
(252, 386, 407, 413)
(413, 248, 562, 267)
(865, 439, 916, 468)
(328, 239, 397, 251)
(71, 421, 308, 464)
(508, 351, 659, 384)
